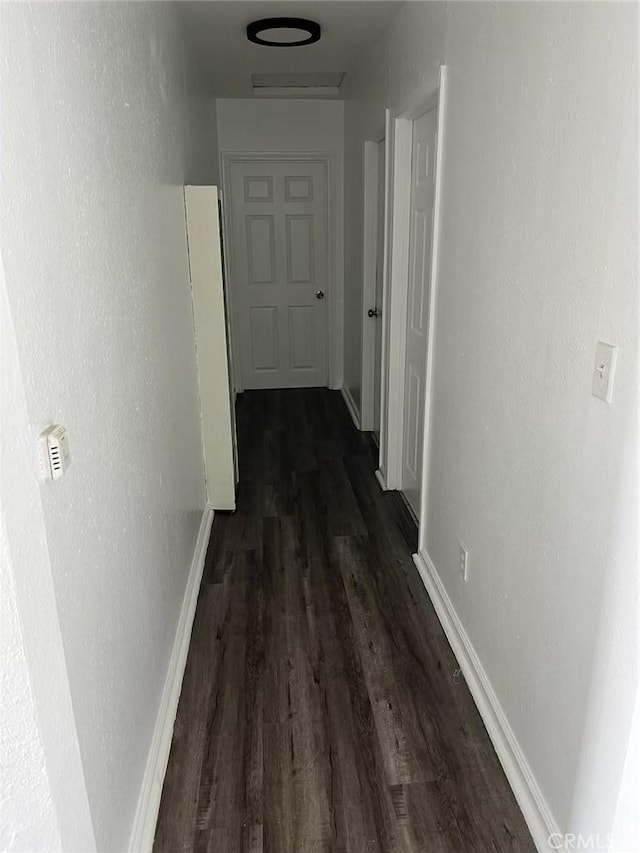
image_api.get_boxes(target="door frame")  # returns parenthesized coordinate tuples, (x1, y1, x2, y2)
(220, 150, 340, 393)
(380, 65, 447, 548)
(360, 131, 387, 433)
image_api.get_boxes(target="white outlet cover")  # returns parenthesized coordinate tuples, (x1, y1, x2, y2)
(592, 341, 618, 403)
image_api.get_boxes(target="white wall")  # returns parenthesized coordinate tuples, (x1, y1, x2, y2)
(343, 2, 448, 414)
(0, 3, 206, 850)
(186, 96, 219, 185)
(344, 1, 638, 846)
(0, 523, 60, 853)
(216, 98, 345, 387)
(1, 253, 96, 853)
(217, 97, 344, 154)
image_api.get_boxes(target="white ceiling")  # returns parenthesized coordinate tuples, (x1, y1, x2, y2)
(178, 1, 401, 97)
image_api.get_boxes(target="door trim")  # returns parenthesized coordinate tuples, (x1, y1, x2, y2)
(376, 109, 394, 489)
(381, 65, 447, 550)
(220, 150, 341, 392)
(360, 139, 381, 432)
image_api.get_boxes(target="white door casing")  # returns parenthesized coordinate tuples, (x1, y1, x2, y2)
(377, 67, 446, 541)
(376, 108, 394, 490)
(401, 107, 437, 518)
(373, 138, 386, 439)
(227, 159, 329, 389)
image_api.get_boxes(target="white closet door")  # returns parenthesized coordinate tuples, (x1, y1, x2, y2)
(402, 107, 437, 518)
(228, 160, 329, 389)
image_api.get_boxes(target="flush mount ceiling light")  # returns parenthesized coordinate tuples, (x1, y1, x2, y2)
(246, 17, 321, 47)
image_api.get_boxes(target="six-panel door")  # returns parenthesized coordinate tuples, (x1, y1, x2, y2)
(228, 160, 329, 389)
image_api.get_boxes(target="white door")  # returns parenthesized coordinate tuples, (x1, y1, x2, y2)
(228, 160, 328, 389)
(373, 139, 386, 438)
(402, 107, 437, 517)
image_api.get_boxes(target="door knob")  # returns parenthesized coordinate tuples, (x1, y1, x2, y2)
(368, 307, 381, 318)
(316, 290, 325, 300)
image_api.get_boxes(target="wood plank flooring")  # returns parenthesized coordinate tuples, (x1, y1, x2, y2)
(154, 389, 534, 853)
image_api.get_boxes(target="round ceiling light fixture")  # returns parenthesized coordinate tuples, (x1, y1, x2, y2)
(246, 17, 321, 47)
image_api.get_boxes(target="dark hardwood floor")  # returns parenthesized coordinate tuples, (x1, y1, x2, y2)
(154, 389, 534, 853)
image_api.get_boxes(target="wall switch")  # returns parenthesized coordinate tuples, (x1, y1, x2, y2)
(592, 341, 617, 403)
(459, 544, 469, 582)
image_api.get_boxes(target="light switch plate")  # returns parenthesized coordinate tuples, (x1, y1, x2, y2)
(592, 342, 618, 403)
(459, 543, 469, 582)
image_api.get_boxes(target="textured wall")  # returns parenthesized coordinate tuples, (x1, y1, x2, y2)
(344, 1, 638, 844)
(186, 96, 220, 185)
(0, 250, 95, 852)
(0, 3, 206, 849)
(0, 522, 60, 853)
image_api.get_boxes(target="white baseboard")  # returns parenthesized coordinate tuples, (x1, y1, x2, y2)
(374, 468, 388, 491)
(129, 506, 214, 853)
(412, 550, 559, 853)
(340, 385, 361, 430)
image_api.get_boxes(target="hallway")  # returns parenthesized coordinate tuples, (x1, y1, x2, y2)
(154, 389, 534, 852)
